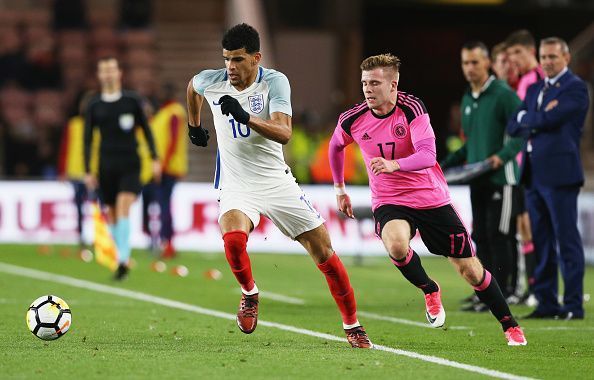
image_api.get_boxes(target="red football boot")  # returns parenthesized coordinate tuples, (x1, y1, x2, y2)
(345, 326, 373, 348)
(237, 293, 259, 334)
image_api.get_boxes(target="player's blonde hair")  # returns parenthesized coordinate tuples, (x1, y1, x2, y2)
(360, 54, 401, 76)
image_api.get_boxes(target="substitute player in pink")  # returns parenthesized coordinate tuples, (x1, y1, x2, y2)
(329, 54, 527, 346)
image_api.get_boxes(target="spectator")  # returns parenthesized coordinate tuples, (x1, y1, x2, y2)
(491, 42, 519, 90)
(142, 83, 188, 259)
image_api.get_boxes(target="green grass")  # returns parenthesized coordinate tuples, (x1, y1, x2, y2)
(0, 244, 592, 379)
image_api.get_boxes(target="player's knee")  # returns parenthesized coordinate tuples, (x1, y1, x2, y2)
(385, 240, 409, 260)
(307, 240, 334, 264)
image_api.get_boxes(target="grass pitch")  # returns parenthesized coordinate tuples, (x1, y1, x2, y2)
(0, 244, 592, 379)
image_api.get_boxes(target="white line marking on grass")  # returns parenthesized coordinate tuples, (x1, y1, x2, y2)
(529, 326, 594, 331)
(0, 262, 535, 380)
(233, 289, 305, 305)
(359, 311, 470, 330)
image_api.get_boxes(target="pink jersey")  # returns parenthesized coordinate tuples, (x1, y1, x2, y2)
(516, 66, 544, 100)
(330, 91, 450, 211)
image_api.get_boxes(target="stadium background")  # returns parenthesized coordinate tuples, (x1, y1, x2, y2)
(1, 2, 594, 379)
(0, 0, 593, 261)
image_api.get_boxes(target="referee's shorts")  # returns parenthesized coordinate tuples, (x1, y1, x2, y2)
(98, 158, 142, 205)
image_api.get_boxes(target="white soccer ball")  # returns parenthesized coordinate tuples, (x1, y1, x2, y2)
(26, 295, 72, 340)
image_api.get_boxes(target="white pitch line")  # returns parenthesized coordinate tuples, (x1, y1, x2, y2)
(360, 311, 593, 332)
(0, 262, 535, 380)
(528, 326, 594, 331)
(230, 293, 469, 330)
(241, 293, 467, 330)
(234, 289, 305, 305)
(359, 311, 470, 330)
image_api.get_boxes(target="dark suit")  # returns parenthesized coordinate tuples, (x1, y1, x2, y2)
(507, 69, 589, 317)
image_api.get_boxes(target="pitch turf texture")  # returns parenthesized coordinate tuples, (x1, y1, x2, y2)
(0, 245, 592, 379)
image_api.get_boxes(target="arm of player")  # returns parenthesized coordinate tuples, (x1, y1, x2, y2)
(187, 79, 203, 126)
(247, 111, 292, 145)
(370, 137, 436, 175)
(329, 126, 354, 218)
(186, 79, 210, 147)
(371, 113, 437, 174)
(217, 94, 292, 144)
(396, 137, 436, 171)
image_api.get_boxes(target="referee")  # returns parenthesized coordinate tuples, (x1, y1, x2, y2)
(84, 57, 161, 280)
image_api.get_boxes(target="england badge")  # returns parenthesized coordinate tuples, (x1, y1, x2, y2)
(248, 94, 264, 114)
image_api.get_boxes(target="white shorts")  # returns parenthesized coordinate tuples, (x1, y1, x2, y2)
(218, 182, 325, 239)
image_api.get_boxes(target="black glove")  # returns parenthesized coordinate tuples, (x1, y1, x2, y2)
(219, 95, 250, 124)
(188, 124, 210, 147)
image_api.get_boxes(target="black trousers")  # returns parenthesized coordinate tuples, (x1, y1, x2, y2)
(470, 184, 519, 297)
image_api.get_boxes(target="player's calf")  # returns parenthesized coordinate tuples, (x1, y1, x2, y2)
(223, 231, 255, 292)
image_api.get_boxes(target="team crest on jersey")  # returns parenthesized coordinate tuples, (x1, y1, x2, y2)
(248, 94, 264, 113)
(392, 124, 407, 139)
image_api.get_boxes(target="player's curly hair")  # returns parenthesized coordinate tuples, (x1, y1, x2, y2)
(222, 23, 260, 54)
(360, 54, 401, 74)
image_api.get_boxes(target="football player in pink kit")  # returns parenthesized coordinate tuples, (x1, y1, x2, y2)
(329, 54, 527, 346)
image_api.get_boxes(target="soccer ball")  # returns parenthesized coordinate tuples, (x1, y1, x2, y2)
(26, 295, 72, 340)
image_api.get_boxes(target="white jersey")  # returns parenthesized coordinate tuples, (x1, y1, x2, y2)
(193, 66, 294, 191)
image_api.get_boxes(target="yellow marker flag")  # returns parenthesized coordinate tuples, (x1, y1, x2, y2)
(90, 202, 118, 271)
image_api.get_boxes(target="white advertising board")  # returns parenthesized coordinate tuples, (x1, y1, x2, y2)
(0, 181, 592, 263)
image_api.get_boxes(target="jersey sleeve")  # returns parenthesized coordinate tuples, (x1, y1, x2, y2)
(409, 113, 435, 145)
(396, 137, 436, 172)
(266, 72, 292, 116)
(328, 123, 354, 185)
(192, 69, 227, 95)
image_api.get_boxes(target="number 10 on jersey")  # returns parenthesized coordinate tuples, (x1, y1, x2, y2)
(229, 119, 251, 138)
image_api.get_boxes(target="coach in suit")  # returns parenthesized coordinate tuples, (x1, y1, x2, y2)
(507, 37, 589, 320)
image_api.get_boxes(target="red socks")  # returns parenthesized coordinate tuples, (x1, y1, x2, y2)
(223, 231, 255, 293)
(317, 253, 358, 325)
(223, 234, 357, 326)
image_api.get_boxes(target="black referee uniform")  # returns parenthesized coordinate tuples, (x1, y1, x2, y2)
(84, 91, 158, 205)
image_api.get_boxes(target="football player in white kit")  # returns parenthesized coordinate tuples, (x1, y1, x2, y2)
(186, 23, 371, 348)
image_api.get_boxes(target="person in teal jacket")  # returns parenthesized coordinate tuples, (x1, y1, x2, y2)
(442, 41, 523, 311)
